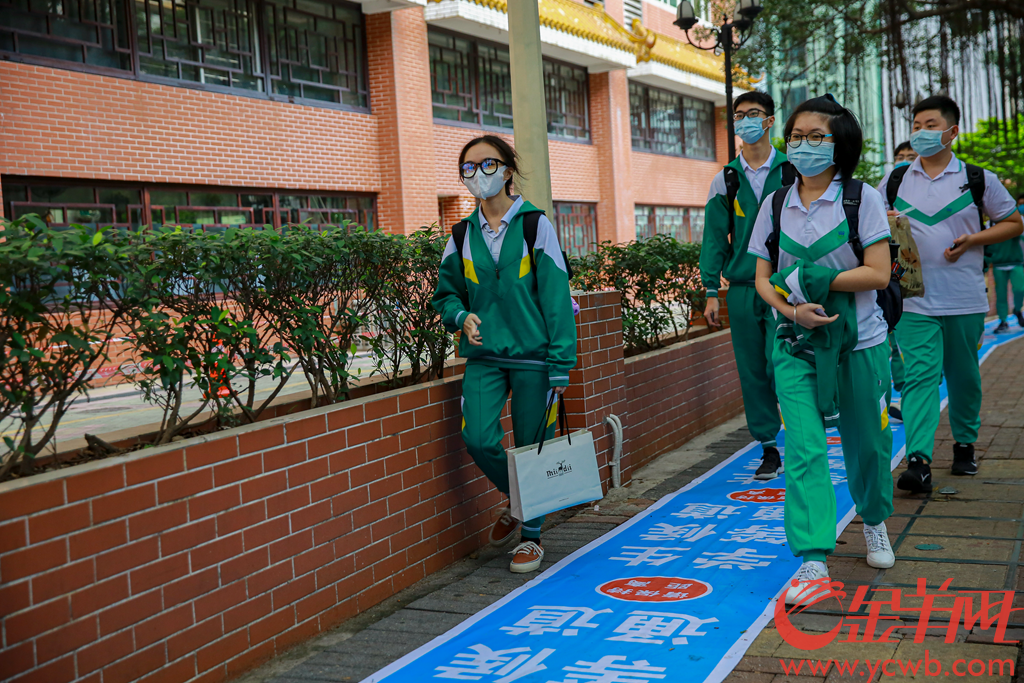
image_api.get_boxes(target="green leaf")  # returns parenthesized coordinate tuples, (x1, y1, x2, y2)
(92, 231, 104, 246)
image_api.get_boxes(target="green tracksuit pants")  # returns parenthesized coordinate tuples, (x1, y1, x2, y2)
(896, 312, 985, 462)
(774, 339, 894, 562)
(726, 285, 781, 447)
(461, 362, 557, 540)
(889, 332, 905, 394)
(994, 266, 1024, 322)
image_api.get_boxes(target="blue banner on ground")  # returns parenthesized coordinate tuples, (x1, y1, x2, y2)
(364, 321, 1023, 683)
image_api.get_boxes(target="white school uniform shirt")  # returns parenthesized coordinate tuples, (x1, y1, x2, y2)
(748, 175, 891, 351)
(706, 145, 778, 203)
(475, 195, 559, 266)
(878, 153, 1017, 317)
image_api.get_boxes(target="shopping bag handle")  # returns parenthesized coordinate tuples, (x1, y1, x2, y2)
(534, 393, 571, 455)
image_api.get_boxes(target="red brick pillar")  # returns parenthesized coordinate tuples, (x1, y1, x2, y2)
(366, 8, 438, 234)
(590, 71, 636, 245)
(714, 105, 732, 166)
(439, 195, 477, 232)
(565, 291, 630, 490)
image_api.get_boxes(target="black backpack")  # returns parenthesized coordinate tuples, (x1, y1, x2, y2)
(451, 210, 574, 280)
(725, 160, 797, 250)
(885, 162, 986, 229)
(766, 179, 903, 334)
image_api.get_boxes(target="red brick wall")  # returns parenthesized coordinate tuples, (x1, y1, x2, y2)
(367, 9, 441, 233)
(0, 292, 678, 683)
(589, 71, 637, 244)
(624, 329, 743, 470)
(0, 62, 379, 193)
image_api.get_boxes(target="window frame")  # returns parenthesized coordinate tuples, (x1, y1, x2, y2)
(543, 55, 591, 142)
(552, 201, 598, 256)
(427, 26, 592, 143)
(634, 204, 704, 243)
(629, 81, 716, 161)
(2, 176, 378, 232)
(0, 0, 371, 114)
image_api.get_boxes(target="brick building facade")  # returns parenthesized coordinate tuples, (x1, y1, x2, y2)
(1, 0, 732, 249)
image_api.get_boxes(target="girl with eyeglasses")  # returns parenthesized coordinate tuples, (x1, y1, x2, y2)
(747, 96, 897, 603)
(431, 136, 576, 574)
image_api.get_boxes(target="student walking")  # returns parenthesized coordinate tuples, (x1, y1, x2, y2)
(879, 96, 1023, 491)
(749, 95, 896, 603)
(986, 194, 1024, 334)
(431, 136, 577, 574)
(700, 92, 795, 479)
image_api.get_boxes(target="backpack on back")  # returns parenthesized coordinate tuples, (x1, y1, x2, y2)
(885, 162, 987, 229)
(451, 210, 574, 281)
(766, 179, 903, 334)
(725, 160, 797, 251)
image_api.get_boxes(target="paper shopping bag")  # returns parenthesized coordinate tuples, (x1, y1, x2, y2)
(507, 396, 603, 523)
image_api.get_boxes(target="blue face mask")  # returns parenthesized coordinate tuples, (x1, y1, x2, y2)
(1017, 204, 1024, 215)
(909, 127, 952, 157)
(894, 160, 911, 168)
(787, 141, 835, 178)
(735, 117, 767, 144)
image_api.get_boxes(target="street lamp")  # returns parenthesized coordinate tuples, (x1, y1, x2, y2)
(674, 0, 763, 161)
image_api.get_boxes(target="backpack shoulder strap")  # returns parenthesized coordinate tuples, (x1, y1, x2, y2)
(963, 163, 987, 229)
(886, 164, 910, 211)
(522, 210, 542, 256)
(723, 166, 740, 249)
(843, 179, 865, 265)
(452, 220, 470, 272)
(767, 187, 788, 272)
(779, 161, 797, 187)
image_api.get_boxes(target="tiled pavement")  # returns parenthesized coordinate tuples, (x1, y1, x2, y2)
(242, 337, 1024, 683)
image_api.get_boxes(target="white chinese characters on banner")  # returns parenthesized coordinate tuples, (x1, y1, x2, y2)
(670, 504, 745, 520)
(639, 523, 716, 542)
(691, 548, 776, 570)
(751, 505, 784, 521)
(609, 547, 688, 567)
(608, 611, 719, 645)
(434, 644, 554, 681)
(500, 606, 611, 636)
(720, 525, 787, 545)
(548, 655, 667, 682)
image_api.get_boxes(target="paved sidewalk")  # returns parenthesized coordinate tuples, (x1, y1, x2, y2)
(237, 336, 1024, 683)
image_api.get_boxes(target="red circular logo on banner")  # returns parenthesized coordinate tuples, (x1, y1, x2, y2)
(728, 488, 786, 503)
(596, 577, 712, 602)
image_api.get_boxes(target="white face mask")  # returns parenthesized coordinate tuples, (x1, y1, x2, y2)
(462, 166, 508, 200)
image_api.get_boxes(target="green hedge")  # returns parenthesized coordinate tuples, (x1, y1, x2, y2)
(0, 216, 451, 479)
(570, 235, 705, 355)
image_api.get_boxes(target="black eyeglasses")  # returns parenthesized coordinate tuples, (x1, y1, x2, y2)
(733, 109, 768, 121)
(460, 158, 504, 178)
(784, 133, 834, 147)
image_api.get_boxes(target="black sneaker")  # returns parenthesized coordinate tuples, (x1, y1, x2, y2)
(951, 442, 978, 476)
(755, 446, 783, 480)
(897, 455, 932, 493)
(995, 321, 1010, 334)
(1016, 310, 1024, 328)
(887, 403, 903, 423)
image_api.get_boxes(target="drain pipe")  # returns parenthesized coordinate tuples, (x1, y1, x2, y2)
(603, 414, 624, 488)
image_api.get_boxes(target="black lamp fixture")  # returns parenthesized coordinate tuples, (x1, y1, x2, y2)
(674, 0, 764, 161)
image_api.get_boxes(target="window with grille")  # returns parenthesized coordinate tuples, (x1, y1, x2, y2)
(428, 28, 590, 140)
(554, 202, 597, 256)
(2, 177, 376, 232)
(1, 0, 369, 110)
(623, 0, 643, 25)
(629, 82, 716, 160)
(634, 205, 704, 242)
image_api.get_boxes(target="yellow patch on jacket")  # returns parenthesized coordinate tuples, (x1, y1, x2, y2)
(463, 258, 479, 284)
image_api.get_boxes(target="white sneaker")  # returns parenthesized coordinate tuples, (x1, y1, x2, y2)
(864, 521, 895, 568)
(784, 561, 829, 605)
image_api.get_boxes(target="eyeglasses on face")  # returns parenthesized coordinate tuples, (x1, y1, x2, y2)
(460, 158, 504, 178)
(784, 133, 834, 147)
(733, 109, 768, 121)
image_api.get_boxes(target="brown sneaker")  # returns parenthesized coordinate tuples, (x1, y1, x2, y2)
(509, 541, 544, 573)
(489, 507, 520, 548)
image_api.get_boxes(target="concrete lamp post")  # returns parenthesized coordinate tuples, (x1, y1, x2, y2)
(507, 0, 554, 218)
(674, 0, 764, 162)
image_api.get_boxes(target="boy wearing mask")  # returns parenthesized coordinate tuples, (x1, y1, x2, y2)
(880, 96, 1023, 491)
(700, 92, 794, 480)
